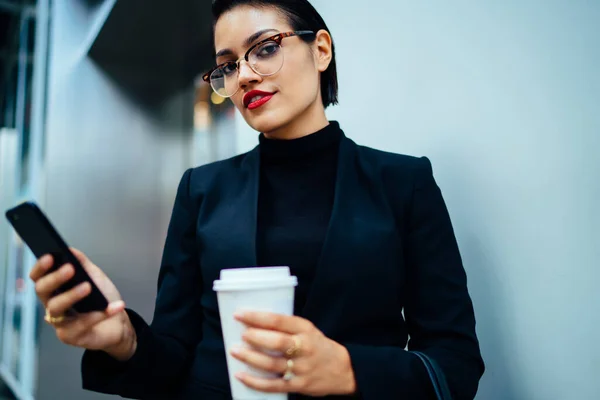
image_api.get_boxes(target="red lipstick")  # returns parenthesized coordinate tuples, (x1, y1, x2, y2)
(243, 90, 275, 110)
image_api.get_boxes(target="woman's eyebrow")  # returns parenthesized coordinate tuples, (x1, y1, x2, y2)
(215, 28, 280, 58)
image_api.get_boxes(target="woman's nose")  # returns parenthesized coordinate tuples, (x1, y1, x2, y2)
(237, 60, 262, 89)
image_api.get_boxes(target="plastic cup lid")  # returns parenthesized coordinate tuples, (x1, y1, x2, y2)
(213, 266, 298, 291)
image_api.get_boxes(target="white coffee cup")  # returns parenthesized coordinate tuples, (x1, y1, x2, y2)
(213, 266, 298, 400)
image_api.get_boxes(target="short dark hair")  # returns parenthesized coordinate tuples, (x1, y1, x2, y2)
(212, 0, 339, 108)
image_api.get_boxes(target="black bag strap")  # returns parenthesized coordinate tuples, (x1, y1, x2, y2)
(412, 351, 453, 400)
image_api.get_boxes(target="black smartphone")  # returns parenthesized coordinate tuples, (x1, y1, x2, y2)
(5, 201, 109, 313)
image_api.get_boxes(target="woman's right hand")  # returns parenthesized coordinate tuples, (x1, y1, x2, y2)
(30, 248, 137, 361)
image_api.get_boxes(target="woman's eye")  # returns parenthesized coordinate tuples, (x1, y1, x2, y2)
(256, 43, 280, 58)
(222, 63, 237, 75)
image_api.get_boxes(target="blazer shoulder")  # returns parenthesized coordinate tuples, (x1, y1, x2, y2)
(354, 143, 434, 182)
(187, 148, 257, 189)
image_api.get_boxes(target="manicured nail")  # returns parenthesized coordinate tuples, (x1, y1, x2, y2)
(107, 301, 124, 313)
(62, 264, 72, 276)
(77, 282, 90, 294)
(41, 255, 52, 266)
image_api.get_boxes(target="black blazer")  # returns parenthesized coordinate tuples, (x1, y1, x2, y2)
(81, 133, 484, 399)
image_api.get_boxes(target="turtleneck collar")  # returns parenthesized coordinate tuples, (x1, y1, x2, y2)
(258, 121, 343, 161)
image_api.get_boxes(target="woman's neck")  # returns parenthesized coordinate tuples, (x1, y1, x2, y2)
(263, 99, 329, 140)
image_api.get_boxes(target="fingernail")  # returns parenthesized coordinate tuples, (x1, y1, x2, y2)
(77, 282, 90, 294)
(230, 346, 242, 356)
(41, 255, 52, 266)
(62, 265, 72, 276)
(108, 301, 124, 313)
(234, 311, 244, 319)
(235, 372, 244, 380)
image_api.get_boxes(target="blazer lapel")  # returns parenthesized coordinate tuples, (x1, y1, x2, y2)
(204, 147, 260, 270)
(234, 147, 260, 267)
(300, 137, 358, 323)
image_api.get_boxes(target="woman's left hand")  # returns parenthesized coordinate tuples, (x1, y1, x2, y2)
(231, 311, 357, 396)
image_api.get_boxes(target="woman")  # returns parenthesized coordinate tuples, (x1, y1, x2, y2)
(30, 0, 484, 398)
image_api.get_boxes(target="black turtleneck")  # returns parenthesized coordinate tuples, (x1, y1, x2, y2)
(257, 121, 343, 315)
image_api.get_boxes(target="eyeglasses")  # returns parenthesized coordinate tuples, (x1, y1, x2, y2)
(202, 30, 315, 98)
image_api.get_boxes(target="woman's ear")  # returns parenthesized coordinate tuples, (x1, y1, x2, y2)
(313, 29, 333, 72)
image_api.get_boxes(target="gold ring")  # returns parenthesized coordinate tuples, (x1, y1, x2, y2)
(44, 308, 65, 325)
(285, 335, 302, 358)
(283, 359, 294, 381)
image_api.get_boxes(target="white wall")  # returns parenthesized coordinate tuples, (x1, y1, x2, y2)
(236, 1, 600, 399)
(37, 1, 194, 399)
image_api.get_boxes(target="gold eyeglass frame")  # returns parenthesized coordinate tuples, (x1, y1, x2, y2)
(202, 30, 315, 98)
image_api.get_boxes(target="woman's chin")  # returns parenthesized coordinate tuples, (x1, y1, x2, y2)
(245, 111, 288, 135)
